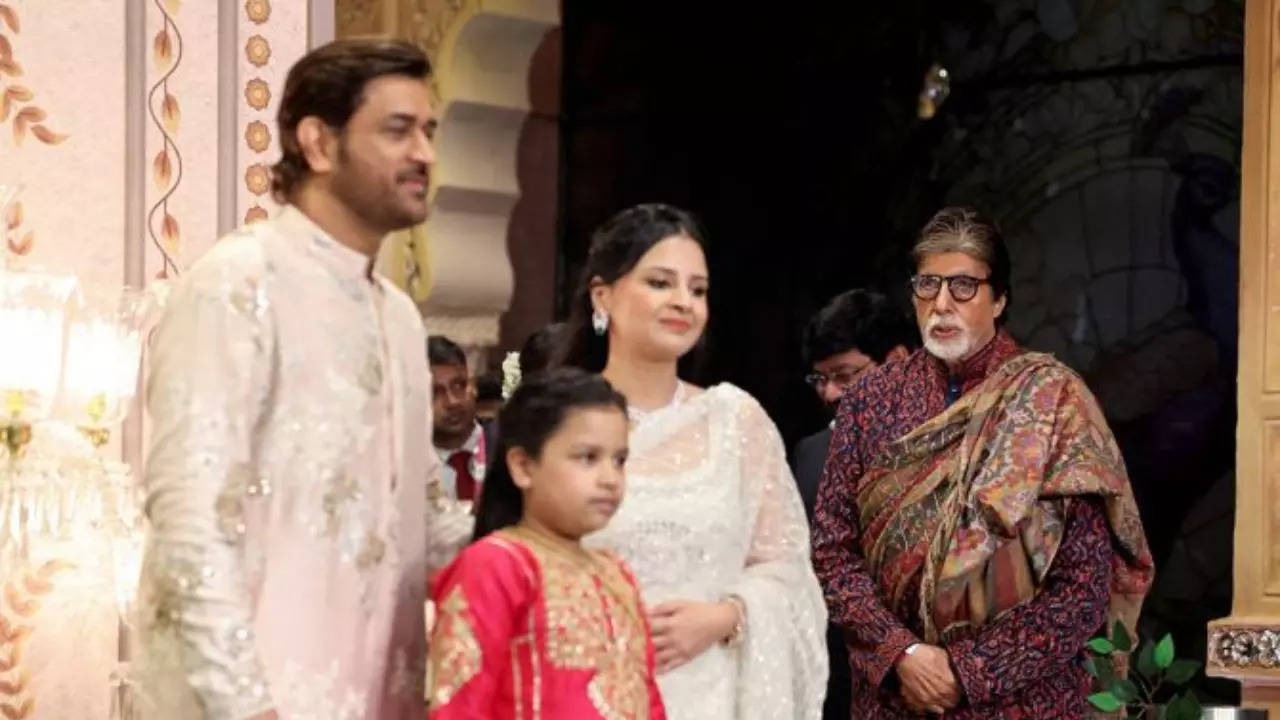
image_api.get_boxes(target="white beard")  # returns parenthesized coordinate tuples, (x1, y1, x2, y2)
(923, 318, 977, 363)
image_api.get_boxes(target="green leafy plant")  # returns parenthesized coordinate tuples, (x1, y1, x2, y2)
(1085, 621, 1201, 720)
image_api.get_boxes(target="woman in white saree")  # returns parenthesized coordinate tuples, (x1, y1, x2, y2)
(557, 203, 827, 719)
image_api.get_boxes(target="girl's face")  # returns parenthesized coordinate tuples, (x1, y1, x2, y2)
(510, 405, 630, 540)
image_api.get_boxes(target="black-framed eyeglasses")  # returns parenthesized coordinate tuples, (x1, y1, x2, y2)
(804, 365, 871, 391)
(909, 274, 991, 303)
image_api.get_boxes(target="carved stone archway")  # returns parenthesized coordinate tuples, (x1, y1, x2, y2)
(338, 0, 560, 363)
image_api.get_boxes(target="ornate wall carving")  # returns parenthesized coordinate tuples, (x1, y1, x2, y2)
(339, 0, 559, 358)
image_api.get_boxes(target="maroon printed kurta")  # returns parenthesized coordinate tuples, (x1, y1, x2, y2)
(812, 330, 1143, 719)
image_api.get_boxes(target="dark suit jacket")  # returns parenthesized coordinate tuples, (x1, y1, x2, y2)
(792, 425, 851, 720)
(792, 426, 832, 522)
(479, 417, 498, 458)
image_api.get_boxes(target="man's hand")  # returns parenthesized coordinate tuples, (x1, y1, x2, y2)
(247, 712, 279, 720)
(895, 644, 960, 714)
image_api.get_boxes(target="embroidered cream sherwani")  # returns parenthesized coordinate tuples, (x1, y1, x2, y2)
(132, 207, 438, 720)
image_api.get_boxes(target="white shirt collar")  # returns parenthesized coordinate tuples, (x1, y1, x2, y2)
(435, 421, 484, 460)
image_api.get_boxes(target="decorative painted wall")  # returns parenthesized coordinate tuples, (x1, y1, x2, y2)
(2, 0, 327, 284)
(1, 0, 125, 294)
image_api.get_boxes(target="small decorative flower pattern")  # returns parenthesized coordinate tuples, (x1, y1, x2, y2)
(1210, 628, 1280, 669)
(245, 35, 271, 67)
(244, 79, 271, 111)
(245, 0, 271, 24)
(241, 0, 276, 222)
(244, 164, 271, 196)
(245, 121, 271, 153)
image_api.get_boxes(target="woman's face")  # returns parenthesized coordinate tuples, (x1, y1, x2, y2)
(593, 234, 709, 364)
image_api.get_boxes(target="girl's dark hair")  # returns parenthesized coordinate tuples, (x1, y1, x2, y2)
(555, 203, 710, 375)
(472, 367, 627, 540)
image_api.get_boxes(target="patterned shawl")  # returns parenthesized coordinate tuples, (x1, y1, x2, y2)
(856, 351, 1153, 643)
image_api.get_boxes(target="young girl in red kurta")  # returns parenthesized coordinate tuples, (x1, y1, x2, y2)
(426, 368, 666, 720)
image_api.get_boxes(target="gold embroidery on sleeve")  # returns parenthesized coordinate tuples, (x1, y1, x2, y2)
(427, 585, 482, 708)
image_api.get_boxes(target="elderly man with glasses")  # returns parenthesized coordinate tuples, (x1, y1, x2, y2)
(811, 207, 1154, 719)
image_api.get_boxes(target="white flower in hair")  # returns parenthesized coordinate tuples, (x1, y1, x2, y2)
(501, 351, 522, 400)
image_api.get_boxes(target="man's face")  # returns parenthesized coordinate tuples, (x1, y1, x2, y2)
(431, 363, 477, 438)
(328, 74, 436, 234)
(913, 251, 1005, 365)
(809, 348, 876, 410)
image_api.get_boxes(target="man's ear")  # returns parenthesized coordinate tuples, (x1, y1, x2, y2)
(296, 116, 339, 175)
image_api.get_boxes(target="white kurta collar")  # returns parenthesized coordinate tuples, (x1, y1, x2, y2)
(276, 205, 376, 284)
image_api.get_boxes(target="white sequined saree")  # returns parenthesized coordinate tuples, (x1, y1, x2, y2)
(588, 383, 828, 720)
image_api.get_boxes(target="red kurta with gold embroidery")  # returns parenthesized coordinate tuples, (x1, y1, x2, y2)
(427, 526, 666, 720)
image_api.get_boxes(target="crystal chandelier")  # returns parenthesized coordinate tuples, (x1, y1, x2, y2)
(0, 183, 156, 719)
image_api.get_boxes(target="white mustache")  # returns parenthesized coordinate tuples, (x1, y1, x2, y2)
(927, 317, 963, 333)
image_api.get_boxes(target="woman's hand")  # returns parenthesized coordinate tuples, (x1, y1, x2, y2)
(647, 600, 739, 674)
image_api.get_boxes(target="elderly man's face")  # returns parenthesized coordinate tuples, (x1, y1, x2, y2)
(912, 251, 1006, 366)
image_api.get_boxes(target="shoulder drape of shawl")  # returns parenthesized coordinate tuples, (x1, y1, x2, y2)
(855, 352, 1153, 644)
(720, 387, 828, 720)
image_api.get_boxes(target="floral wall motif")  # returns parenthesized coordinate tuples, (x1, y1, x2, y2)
(4, 197, 30, 257)
(0, 0, 125, 292)
(0, 3, 67, 152)
(240, 0, 306, 224)
(0, 559, 73, 719)
(0, 1, 68, 265)
(143, 0, 221, 278)
(242, 0, 273, 223)
(147, 0, 183, 278)
(0, 0, 316, 285)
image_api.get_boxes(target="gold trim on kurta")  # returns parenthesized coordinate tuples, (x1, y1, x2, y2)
(502, 526, 652, 719)
(427, 585, 481, 708)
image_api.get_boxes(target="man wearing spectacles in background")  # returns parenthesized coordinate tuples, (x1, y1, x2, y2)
(792, 288, 917, 720)
(794, 289, 917, 520)
(812, 207, 1152, 718)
